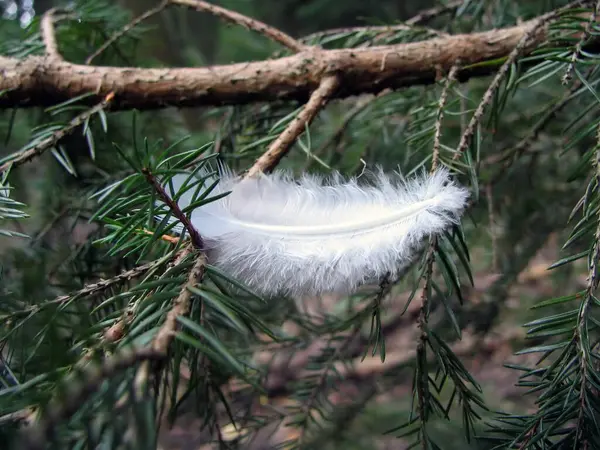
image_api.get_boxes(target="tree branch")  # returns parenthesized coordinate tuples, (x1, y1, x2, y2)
(452, 1, 584, 160)
(16, 347, 165, 450)
(0, 20, 553, 110)
(246, 74, 340, 177)
(0, 92, 114, 174)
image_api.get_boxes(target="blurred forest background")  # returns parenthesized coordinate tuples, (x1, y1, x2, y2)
(1, 0, 599, 449)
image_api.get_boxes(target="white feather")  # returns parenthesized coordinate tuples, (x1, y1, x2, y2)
(162, 165, 469, 298)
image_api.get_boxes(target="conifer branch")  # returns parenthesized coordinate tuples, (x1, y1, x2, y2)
(0, 18, 569, 110)
(16, 347, 165, 450)
(0, 92, 114, 174)
(573, 125, 600, 445)
(2, 256, 168, 319)
(453, 0, 587, 160)
(563, 0, 600, 84)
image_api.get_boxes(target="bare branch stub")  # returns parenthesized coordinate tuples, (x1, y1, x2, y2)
(245, 74, 340, 178)
(172, 0, 309, 52)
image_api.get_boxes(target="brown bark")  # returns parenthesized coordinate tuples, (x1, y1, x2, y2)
(0, 20, 546, 111)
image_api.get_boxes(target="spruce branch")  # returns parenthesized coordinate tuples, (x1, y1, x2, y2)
(15, 347, 165, 450)
(3, 256, 169, 319)
(134, 252, 207, 393)
(452, 0, 588, 161)
(152, 252, 206, 354)
(0, 92, 115, 174)
(245, 74, 340, 177)
(563, 0, 600, 84)
(573, 125, 600, 446)
(0, 17, 576, 110)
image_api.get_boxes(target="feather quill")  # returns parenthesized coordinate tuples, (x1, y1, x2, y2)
(161, 165, 469, 298)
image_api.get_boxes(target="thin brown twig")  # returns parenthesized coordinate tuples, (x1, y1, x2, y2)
(86, 0, 170, 65)
(452, 1, 585, 161)
(432, 64, 459, 172)
(245, 74, 340, 178)
(0, 92, 115, 174)
(172, 0, 309, 52)
(142, 168, 204, 249)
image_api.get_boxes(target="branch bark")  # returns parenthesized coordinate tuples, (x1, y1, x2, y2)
(0, 20, 548, 111)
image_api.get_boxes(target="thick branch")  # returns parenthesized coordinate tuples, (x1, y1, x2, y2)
(0, 21, 549, 110)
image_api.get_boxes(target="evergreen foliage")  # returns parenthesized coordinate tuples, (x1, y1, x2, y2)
(1, 0, 600, 449)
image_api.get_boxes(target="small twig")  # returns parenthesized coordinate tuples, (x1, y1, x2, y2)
(86, 0, 170, 65)
(432, 64, 459, 172)
(452, 1, 584, 160)
(142, 168, 204, 249)
(40, 8, 63, 60)
(0, 92, 115, 174)
(172, 0, 309, 52)
(245, 75, 340, 178)
(574, 123, 600, 445)
(17, 347, 165, 450)
(562, 0, 600, 84)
